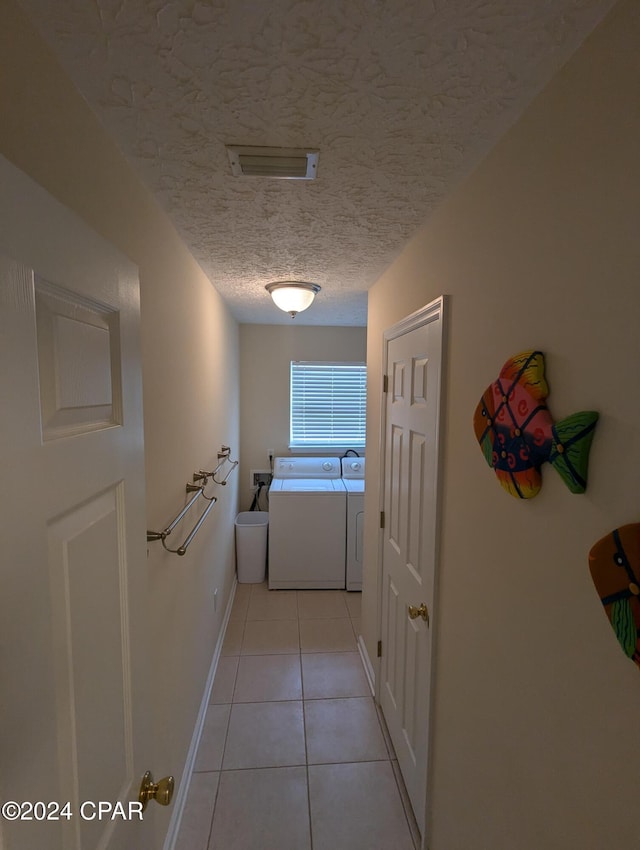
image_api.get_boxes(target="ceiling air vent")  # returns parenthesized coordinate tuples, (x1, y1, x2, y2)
(226, 146, 319, 180)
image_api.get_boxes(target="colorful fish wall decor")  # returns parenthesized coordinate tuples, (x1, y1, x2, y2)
(473, 350, 598, 499)
(589, 523, 640, 670)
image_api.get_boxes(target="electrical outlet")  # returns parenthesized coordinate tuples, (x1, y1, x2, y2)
(250, 469, 271, 488)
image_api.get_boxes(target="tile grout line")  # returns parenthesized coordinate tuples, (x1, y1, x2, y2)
(296, 597, 315, 848)
(204, 772, 222, 850)
(300, 632, 315, 850)
(196, 757, 393, 775)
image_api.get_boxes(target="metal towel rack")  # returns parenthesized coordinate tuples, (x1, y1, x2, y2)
(193, 445, 239, 486)
(147, 445, 238, 557)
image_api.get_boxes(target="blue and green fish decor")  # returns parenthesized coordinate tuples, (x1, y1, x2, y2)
(473, 350, 598, 499)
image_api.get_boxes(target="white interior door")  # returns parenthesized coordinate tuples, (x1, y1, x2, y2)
(379, 297, 446, 844)
(0, 157, 153, 850)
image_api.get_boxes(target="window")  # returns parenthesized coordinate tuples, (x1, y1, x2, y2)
(290, 361, 367, 449)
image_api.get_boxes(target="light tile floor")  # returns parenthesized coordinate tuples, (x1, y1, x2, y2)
(175, 582, 419, 850)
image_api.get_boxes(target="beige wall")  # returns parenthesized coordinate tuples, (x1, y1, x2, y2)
(239, 324, 367, 508)
(363, 1, 640, 847)
(0, 2, 239, 844)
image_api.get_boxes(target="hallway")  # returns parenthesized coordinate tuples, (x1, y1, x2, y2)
(175, 583, 419, 849)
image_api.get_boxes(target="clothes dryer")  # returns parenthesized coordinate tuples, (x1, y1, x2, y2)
(268, 457, 346, 589)
(341, 457, 365, 591)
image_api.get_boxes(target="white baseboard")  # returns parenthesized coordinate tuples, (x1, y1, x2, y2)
(162, 579, 237, 850)
(357, 634, 376, 696)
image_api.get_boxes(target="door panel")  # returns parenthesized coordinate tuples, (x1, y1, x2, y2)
(35, 279, 122, 439)
(379, 298, 445, 844)
(48, 484, 133, 849)
(411, 356, 429, 406)
(389, 425, 403, 552)
(407, 432, 426, 577)
(0, 156, 152, 850)
(403, 618, 420, 759)
(383, 575, 401, 711)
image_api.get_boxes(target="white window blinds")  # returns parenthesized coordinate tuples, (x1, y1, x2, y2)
(290, 361, 367, 448)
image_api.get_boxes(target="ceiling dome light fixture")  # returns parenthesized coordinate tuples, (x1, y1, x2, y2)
(265, 281, 321, 318)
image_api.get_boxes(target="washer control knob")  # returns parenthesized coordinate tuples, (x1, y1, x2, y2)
(350, 461, 362, 471)
(322, 461, 334, 471)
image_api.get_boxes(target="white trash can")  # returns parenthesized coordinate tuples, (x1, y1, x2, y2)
(235, 511, 269, 583)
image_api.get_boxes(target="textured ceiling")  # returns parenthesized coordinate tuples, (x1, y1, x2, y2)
(19, 0, 616, 325)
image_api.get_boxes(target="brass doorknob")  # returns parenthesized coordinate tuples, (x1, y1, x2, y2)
(408, 602, 429, 625)
(138, 771, 175, 812)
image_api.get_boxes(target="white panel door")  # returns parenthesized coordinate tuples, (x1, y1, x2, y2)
(379, 297, 445, 844)
(0, 156, 153, 850)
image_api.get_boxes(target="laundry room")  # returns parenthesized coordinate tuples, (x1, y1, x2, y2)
(237, 323, 367, 591)
(239, 323, 367, 509)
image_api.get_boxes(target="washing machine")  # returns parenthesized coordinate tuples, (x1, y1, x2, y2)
(268, 457, 346, 589)
(341, 456, 365, 591)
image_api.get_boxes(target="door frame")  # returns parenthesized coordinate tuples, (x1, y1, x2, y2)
(375, 294, 448, 846)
